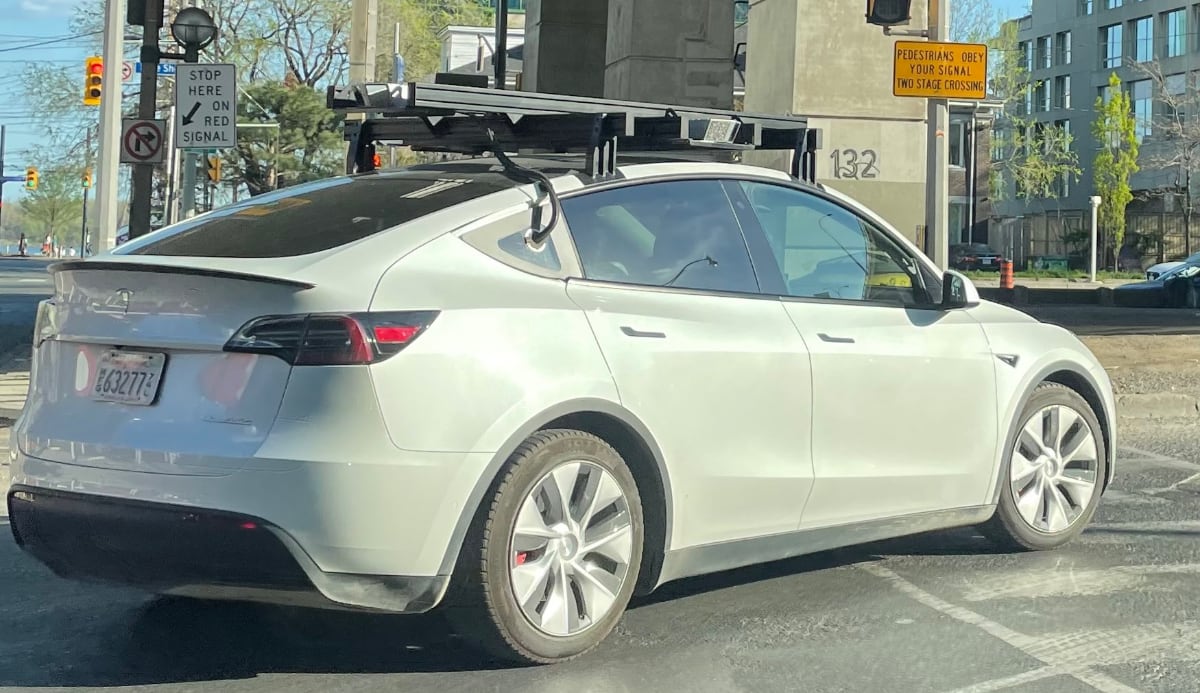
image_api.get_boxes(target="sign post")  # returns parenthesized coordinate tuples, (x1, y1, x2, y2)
(173, 63, 238, 150)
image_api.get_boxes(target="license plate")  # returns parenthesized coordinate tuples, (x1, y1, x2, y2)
(982, 258, 993, 264)
(91, 350, 166, 406)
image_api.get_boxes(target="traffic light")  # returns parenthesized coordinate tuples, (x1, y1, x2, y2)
(84, 56, 103, 106)
(206, 154, 222, 183)
(866, 0, 912, 26)
(83, 168, 93, 189)
(24, 167, 38, 191)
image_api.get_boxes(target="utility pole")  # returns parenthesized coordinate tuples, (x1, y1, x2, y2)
(128, 0, 164, 240)
(180, 150, 197, 219)
(925, 0, 950, 270)
(96, 0, 125, 252)
(349, 0, 379, 85)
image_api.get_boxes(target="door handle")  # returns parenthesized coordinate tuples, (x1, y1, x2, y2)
(621, 326, 667, 339)
(817, 332, 855, 344)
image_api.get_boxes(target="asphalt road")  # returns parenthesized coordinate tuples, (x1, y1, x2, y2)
(0, 257, 52, 354)
(0, 419, 1197, 693)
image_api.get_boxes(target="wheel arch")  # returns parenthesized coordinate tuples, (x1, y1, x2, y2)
(438, 398, 674, 595)
(988, 361, 1116, 507)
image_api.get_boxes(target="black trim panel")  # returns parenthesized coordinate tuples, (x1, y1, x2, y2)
(48, 261, 316, 290)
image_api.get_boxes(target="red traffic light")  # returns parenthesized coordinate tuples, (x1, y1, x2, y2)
(89, 63, 103, 75)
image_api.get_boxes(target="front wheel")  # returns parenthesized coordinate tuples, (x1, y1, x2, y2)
(982, 382, 1107, 551)
(446, 429, 644, 664)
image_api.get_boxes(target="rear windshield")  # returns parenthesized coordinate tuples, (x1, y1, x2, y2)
(123, 173, 511, 258)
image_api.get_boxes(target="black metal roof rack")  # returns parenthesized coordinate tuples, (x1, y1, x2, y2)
(327, 81, 823, 183)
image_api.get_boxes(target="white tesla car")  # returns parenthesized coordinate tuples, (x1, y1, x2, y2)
(7, 84, 1115, 665)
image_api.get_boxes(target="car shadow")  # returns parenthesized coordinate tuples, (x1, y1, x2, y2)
(0, 526, 1013, 687)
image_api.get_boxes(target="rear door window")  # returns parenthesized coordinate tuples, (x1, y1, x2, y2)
(123, 173, 511, 258)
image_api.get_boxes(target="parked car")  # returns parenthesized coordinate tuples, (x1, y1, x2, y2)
(1145, 251, 1200, 281)
(1114, 260, 1200, 307)
(7, 85, 1118, 665)
(950, 243, 1005, 271)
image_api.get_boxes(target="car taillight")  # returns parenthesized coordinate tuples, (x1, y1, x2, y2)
(224, 311, 438, 366)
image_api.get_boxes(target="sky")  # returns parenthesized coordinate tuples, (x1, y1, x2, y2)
(0, 0, 1032, 203)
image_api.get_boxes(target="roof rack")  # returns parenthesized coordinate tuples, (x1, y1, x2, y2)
(327, 81, 823, 183)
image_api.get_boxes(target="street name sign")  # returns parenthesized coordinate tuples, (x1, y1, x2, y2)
(893, 40, 988, 100)
(120, 118, 167, 164)
(174, 63, 238, 150)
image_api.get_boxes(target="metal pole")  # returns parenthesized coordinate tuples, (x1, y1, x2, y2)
(96, 0, 125, 251)
(127, 0, 163, 240)
(164, 102, 180, 225)
(925, 0, 950, 270)
(0, 125, 6, 240)
(494, 0, 508, 89)
(80, 126, 93, 257)
(180, 151, 197, 218)
(1089, 196, 1101, 282)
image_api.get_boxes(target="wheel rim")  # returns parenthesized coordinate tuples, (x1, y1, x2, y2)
(508, 460, 634, 638)
(1010, 404, 1100, 534)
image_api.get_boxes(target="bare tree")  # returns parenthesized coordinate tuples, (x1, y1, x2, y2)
(1132, 58, 1200, 256)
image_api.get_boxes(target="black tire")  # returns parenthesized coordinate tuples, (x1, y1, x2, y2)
(982, 382, 1108, 552)
(445, 429, 644, 665)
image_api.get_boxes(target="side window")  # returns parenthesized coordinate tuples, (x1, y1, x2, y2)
(737, 181, 928, 307)
(560, 180, 760, 294)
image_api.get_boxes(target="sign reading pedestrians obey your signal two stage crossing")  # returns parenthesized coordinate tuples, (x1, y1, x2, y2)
(174, 63, 238, 150)
(892, 40, 988, 100)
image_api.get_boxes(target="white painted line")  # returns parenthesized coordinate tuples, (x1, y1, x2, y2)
(859, 563, 1142, 693)
(1142, 471, 1200, 496)
(941, 665, 1065, 693)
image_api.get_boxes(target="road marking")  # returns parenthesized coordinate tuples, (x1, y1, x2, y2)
(942, 666, 1066, 693)
(961, 563, 1200, 602)
(1142, 471, 1200, 496)
(859, 563, 1142, 693)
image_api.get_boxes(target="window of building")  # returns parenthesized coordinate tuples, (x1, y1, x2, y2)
(1054, 75, 1072, 109)
(1107, 0, 1122, 8)
(1134, 16, 1154, 61)
(1034, 81, 1049, 112)
(949, 199, 972, 244)
(1056, 31, 1073, 64)
(1131, 79, 1153, 142)
(1080, 0, 1094, 14)
(1102, 24, 1124, 68)
(1037, 36, 1052, 69)
(949, 120, 968, 167)
(1166, 8, 1188, 57)
(1018, 41, 1031, 71)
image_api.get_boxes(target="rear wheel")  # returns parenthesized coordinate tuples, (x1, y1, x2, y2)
(447, 429, 643, 664)
(983, 382, 1107, 551)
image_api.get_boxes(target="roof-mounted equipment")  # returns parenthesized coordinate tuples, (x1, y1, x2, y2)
(327, 81, 823, 184)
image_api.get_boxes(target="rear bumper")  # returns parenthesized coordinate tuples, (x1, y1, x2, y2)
(8, 485, 448, 614)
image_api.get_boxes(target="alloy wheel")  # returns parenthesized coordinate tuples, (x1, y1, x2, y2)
(508, 460, 634, 638)
(1009, 404, 1100, 534)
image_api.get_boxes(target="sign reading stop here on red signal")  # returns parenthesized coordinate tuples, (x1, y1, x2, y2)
(893, 40, 988, 100)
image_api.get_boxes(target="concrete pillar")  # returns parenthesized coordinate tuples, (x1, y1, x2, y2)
(522, 0, 608, 97)
(744, 0, 930, 242)
(605, 0, 734, 108)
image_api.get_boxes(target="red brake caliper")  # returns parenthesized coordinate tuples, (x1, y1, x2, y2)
(515, 552, 528, 566)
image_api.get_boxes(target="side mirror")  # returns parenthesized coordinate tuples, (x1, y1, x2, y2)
(941, 269, 980, 310)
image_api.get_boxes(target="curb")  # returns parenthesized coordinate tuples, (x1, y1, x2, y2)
(1116, 392, 1200, 419)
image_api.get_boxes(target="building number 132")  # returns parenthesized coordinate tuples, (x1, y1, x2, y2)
(829, 148, 879, 180)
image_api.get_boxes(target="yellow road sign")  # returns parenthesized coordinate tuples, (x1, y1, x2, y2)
(893, 40, 988, 100)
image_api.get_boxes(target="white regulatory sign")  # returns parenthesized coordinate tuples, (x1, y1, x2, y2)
(120, 118, 166, 164)
(174, 63, 238, 150)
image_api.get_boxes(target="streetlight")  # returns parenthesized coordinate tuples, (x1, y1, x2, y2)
(169, 7, 218, 62)
(1089, 195, 1103, 282)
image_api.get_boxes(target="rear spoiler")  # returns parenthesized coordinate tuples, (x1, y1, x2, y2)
(47, 261, 316, 290)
